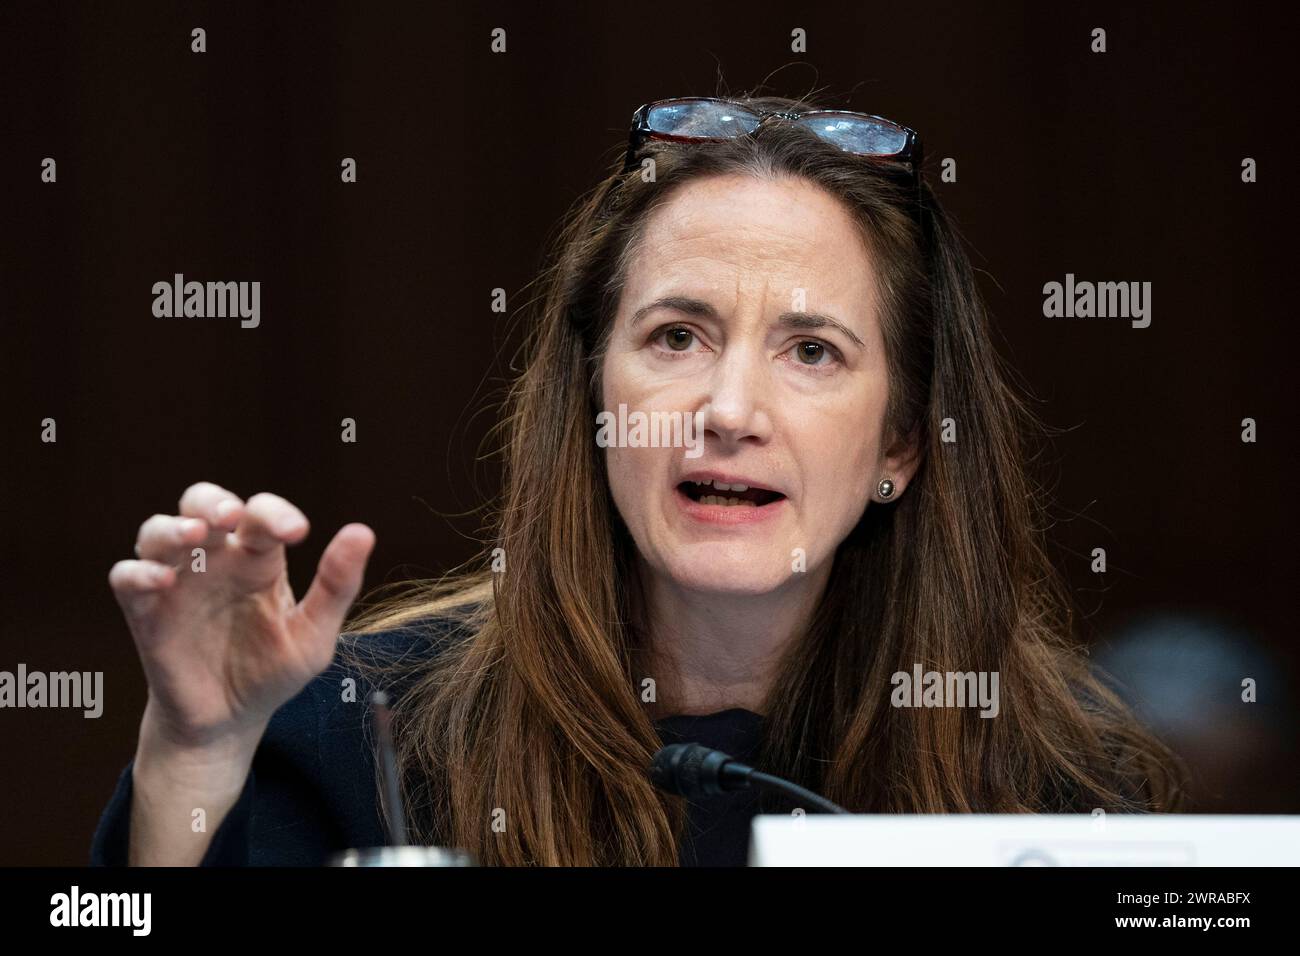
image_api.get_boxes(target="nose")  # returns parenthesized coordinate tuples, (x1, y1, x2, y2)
(698, 343, 772, 448)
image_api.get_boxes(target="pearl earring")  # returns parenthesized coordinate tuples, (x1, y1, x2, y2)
(877, 477, 896, 500)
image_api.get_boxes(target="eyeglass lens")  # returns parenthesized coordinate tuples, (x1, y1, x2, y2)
(646, 99, 907, 158)
(646, 100, 762, 138)
(794, 115, 909, 156)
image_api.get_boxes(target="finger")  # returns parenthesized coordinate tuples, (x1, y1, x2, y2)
(134, 514, 208, 563)
(293, 524, 376, 647)
(109, 559, 178, 612)
(179, 482, 245, 531)
(230, 492, 310, 556)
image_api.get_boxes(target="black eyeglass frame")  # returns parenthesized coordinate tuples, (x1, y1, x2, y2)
(622, 96, 925, 206)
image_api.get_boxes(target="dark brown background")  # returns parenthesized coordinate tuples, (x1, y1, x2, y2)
(2, 1, 1296, 865)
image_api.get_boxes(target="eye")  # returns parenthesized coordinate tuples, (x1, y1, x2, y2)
(785, 339, 842, 368)
(664, 327, 694, 351)
(650, 324, 705, 355)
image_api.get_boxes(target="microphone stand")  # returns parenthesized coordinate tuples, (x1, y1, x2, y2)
(330, 691, 476, 867)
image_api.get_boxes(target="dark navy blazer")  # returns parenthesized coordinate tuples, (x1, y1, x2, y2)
(90, 620, 766, 867)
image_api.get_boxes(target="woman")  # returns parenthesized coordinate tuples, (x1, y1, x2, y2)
(92, 94, 1185, 868)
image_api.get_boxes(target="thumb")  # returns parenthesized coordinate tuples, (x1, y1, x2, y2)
(292, 523, 376, 644)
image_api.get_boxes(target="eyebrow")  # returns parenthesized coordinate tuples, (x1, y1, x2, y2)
(630, 295, 866, 348)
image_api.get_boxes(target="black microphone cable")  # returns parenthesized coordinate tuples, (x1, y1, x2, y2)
(650, 742, 850, 814)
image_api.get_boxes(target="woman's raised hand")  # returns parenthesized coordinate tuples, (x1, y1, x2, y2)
(109, 481, 376, 751)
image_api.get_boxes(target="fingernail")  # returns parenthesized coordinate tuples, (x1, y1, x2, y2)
(215, 500, 238, 521)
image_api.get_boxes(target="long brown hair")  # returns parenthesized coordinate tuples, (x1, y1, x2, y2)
(341, 94, 1186, 865)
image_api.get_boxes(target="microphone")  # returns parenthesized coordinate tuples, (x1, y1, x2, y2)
(328, 690, 476, 866)
(370, 690, 407, 846)
(650, 743, 849, 814)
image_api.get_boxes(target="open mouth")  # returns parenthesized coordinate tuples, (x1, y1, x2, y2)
(677, 478, 786, 508)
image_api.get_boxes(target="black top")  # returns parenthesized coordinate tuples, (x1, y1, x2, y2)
(89, 621, 766, 867)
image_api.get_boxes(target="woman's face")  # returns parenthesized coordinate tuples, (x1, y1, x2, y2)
(601, 172, 916, 596)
